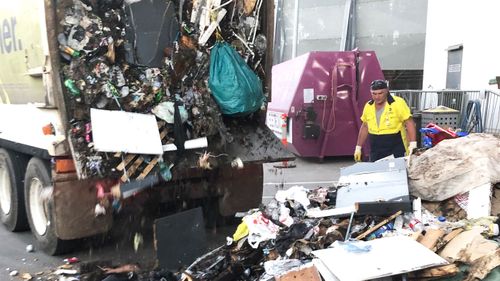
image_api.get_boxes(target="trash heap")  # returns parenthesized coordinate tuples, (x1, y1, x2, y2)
(18, 135, 498, 281)
(58, 0, 268, 179)
(179, 134, 500, 281)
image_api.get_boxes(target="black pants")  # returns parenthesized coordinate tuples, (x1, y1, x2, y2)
(369, 132, 405, 162)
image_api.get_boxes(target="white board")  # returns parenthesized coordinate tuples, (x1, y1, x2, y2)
(91, 109, 163, 155)
(466, 183, 492, 219)
(312, 236, 448, 281)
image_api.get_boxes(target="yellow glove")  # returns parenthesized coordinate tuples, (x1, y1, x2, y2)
(407, 141, 417, 156)
(354, 145, 362, 162)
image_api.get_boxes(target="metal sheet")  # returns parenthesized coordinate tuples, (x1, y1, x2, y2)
(124, 0, 179, 67)
(335, 158, 410, 209)
(154, 208, 207, 270)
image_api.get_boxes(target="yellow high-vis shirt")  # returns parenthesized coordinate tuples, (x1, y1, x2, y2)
(360, 95, 412, 150)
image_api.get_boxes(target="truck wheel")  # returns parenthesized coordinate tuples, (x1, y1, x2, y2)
(0, 149, 29, 231)
(24, 157, 70, 255)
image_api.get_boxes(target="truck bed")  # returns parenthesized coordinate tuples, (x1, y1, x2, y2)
(52, 0, 292, 180)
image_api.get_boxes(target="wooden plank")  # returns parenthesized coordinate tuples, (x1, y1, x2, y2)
(120, 157, 144, 182)
(355, 210, 402, 240)
(435, 228, 463, 251)
(137, 157, 160, 180)
(420, 229, 445, 250)
(116, 154, 137, 171)
(411, 264, 459, 279)
(160, 128, 169, 140)
(411, 230, 424, 241)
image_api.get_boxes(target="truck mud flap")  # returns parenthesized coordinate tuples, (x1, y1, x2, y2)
(52, 174, 112, 240)
(217, 163, 263, 216)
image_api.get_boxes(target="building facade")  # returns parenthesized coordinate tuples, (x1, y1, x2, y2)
(273, 0, 429, 89)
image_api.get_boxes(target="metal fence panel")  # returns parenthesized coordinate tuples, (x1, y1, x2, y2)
(391, 90, 500, 135)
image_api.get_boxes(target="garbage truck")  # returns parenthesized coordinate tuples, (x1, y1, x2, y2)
(0, 0, 291, 254)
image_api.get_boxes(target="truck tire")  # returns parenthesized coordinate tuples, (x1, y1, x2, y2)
(0, 149, 29, 231)
(24, 157, 70, 255)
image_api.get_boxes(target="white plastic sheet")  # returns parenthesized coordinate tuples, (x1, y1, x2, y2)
(275, 185, 311, 208)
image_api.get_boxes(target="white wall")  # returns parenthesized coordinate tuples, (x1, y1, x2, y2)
(423, 0, 500, 91)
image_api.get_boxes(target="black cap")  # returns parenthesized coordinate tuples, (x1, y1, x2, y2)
(370, 80, 388, 90)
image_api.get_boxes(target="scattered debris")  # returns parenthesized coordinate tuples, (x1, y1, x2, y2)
(25, 244, 34, 253)
(63, 257, 80, 265)
(53, 269, 78, 276)
(133, 232, 144, 253)
(19, 272, 33, 281)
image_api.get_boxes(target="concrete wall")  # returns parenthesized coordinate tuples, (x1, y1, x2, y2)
(423, 0, 500, 91)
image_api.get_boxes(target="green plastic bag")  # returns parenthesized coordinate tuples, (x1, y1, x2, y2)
(208, 42, 264, 116)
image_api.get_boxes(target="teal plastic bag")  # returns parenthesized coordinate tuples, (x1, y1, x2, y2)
(208, 42, 264, 116)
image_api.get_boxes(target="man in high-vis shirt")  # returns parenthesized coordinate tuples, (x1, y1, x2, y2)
(354, 80, 417, 162)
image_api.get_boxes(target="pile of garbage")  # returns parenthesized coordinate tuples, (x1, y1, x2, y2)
(19, 134, 498, 281)
(58, 0, 268, 178)
(179, 196, 499, 280)
(177, 134, 500, 281)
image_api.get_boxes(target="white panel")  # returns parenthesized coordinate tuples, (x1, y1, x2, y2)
(467, 183, 492, 219)
(313, 236, 448, 280)
(91, 109, 163, 155)
(0, 104, 66, 155)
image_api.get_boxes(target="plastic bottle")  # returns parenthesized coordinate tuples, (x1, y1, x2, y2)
(404, 213, 424, 232)
(64, 79, 81, 97)
(393, 215, 404, 232)
(59, 45, 80, 57)
(489, 223, 499, 237)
